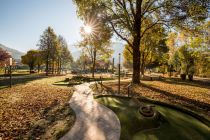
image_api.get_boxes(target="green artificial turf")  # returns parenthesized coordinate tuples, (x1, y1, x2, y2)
(96, 97, 210, 140)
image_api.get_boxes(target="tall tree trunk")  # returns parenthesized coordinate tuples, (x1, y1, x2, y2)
(29, 65, 34, 74)
(30, 67, 32, 74)
(141, 53, 145, 76)
(132, 41, 141, 84)
(57, 59, 60, 74)
(52, 59, 55, 74)
(132, 0, 142, 84)
(141, 63, 145, 76)
(92, 50, 96, 78)
(38, 64, 40, 73)
(112, 58, 115, 74)
(60, 58, 62, 74)
(46, 55, 49, 76)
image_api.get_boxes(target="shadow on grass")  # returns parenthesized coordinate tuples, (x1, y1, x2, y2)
(26, 101, 75, 139)
(139, 83, 210, 110)
(158, 77, 210, 89)
(53, 76, 115, 88)
(53, 79, 83, 87)
(53, 82, 82, 87)
(71, 75, 115, 83)
(0, 74, 48, 89)
(96, 96, 210, 140)
(0, 73, 31, 77)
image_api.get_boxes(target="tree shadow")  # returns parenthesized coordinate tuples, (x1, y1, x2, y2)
(139, 83, 210, 110)
(53, 82, 82, 87)
(0, 73, 31, 77)
(159, 77, 210, 90)
(0, 75, 48, 88)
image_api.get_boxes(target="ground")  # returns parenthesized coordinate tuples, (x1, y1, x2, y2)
(61, 83, 121, 140)
(1, 72, 210, 140)
(0, 75, 75, 140)
(96, 76, 210, 118)
(96, 96, 210, 140)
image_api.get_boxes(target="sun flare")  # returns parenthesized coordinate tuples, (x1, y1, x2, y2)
(84, 25, 92, 34)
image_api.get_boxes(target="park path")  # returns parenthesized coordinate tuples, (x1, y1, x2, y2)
(60, 83, 121, 140)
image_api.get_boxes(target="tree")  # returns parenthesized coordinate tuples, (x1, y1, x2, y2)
(195, 21, 210, 77)
(73, 0, 209, 84)
(79, 39, 113, 77)
(21, 50, 40, 73)
(58, 36, 73, 73)
(0, 48, 11, 67)
(178, 45, 196, 80)
(37, 27, 59, 75)
(123, 45, 133, 70)
(169, 20, 210, 80)
(171, 51, 181, 73)
(78, 14, 113, 78)
(123, 23, 168, 75)
(36, 51, 44, 73)
(74, 52, 92, 71)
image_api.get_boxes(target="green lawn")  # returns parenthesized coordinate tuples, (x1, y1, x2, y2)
(0, 69, 31, 77)
(0, 74, 47, 89)
(96, 97, 210, 140)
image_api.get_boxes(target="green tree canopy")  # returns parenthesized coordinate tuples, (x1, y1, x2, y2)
(73, 0, 210, 83)
(21, 50, 41, 73)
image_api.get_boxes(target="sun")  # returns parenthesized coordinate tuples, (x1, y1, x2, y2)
(84, 25, 92, 34)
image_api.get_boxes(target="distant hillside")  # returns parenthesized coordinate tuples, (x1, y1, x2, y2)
(0, 44, 24, 60)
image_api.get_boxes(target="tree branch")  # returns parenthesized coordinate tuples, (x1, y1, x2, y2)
(109, 20, 133, 48)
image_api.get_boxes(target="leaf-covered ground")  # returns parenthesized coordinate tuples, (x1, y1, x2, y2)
(101, 78, 210, 118)
(0, 75, 75, 140)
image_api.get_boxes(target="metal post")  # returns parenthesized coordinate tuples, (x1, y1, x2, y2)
(4, 64, 7, 76)
(10, 65, 12, 88)
(118, 53, 121, 94)
(112, 58, 114, 74)
(9, 58, 12, 88)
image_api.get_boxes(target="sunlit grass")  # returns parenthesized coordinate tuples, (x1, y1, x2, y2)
(96, 97, 210, 140)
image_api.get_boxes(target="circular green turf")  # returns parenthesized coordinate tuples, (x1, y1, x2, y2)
(96, 97, 210, 140)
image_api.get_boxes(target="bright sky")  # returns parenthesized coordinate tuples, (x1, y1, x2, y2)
(0, 0, 83, 53)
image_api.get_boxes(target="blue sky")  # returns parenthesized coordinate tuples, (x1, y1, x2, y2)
(0, 0, 83, 53)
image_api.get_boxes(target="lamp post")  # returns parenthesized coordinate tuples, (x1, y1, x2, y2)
(9, 58, 12, 88)
(4, 64, 7, 76)
(118, 53, 121, 94)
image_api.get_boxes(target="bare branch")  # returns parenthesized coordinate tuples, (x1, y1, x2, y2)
(141, 19, 170, 38)
(109, 20, 133, 48)
(142, 0, 157, 16)
(128, 0, 136, 17)
(126, 45, 133, 55)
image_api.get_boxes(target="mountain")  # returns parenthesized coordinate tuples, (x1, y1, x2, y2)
(70, 42, 125, 64)
(0, 44, 24, 60)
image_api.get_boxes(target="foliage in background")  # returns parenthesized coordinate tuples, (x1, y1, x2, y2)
(0, 47, 11, 67)
(58, 36, 74, 71)
(21, 50, 43, 73)
(73, 0, 210, 83)
(78, 12, 113, 77)
(168, 21, 210, 78)
(37, 27, 73, 75)
(123, 23, 169, 75)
